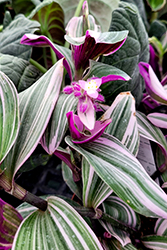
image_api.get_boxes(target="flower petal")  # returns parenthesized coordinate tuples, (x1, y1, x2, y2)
(139, 62, 167, 105)
(66, 111, 83, 140)
(72, 119, 111, 144)
(66, 30, 128, 72)
(63, 85, 73, 94)
(101, 74, 131, 84)
(21, 34, 73, 80)
(78, 97, 95, 130)
(66, 111, 111, 144)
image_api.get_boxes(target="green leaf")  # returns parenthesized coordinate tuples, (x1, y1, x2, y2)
(17, 202, 37, 219)
(12, 0, 40, 15)
(102, 2, 149, 106)
(82, 157, 112, 208)
(89, 0, 119, 31)
(65, 134, 167, 218)
(121, 0, 149, 29)
(149, 20, 167, 41)
(99, 195, 140, 246)
(3, 10, 12, 29)
(1, 58, 64, 181)
(0, 72, 19, 164)
(0, 14, 40, 60)
(102, 92, 139, 156)
(136, 111, 167, 159)
(41, 93, 77, 154)
(146, 0, 166, 11)
(0, 53, 42, 92)
(12, 196, 103, 250)
(62, 161, 82, 200)
(142, 235, 167, 249)
(56, 0, 119, 32)
(85, 60, 130, 80)
(28, 0, 65, 45)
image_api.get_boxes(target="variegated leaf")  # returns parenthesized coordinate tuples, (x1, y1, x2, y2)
(17, 202, 37, 219)
(102, 92, 139, 156)
(65, 14, 100, 38)
(85, 60, 130, 82)
(1, 59, 64, 181)
(82, 157, 112, 209)
(99, 195, 140, 246)
(12, 196, 103, 250)
(136, 111, 167, 158)
(147, 112, 167, 129)
(101, 238, 137, 250)
(65, 134, 167, 218)
(142, 235, 167, 249)
(155, 218, 167, 236)
(41, 93, 77, 154)
(0, 198, 23, 249)
(0, 72, 19, 164)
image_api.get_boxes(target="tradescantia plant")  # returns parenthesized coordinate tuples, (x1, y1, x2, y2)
(1, 0, 167, 249)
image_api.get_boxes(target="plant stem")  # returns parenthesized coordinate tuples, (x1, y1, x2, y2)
(0, 172, 47, 211)
(29, 58, 47, 74)
(46, 31, 57, 65)
(74, 0, 85, 17)
(74, 206, 139, 235)
(23, 192, 47, 211)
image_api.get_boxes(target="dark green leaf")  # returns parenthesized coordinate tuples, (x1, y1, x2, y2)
(0, 14, 40, 60)
(12, 0, 40, 15)
(121, 0, 149, 29)
(0, 53, 42, 92)
(28, 0, 65, 45)
(101, 2, 149, 106)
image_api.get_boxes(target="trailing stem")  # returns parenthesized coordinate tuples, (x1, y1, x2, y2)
(0, 172, 47, 211)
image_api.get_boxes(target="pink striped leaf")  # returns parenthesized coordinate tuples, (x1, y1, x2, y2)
(41, 93, 77, 154)
(101, 238, 137, 250)
(0, 72, 19, 165)
(0, 198, 23, 250)
(136, 111, 167, 160)
(142, 235, 167, 249)
(99, 195, 140, 247)
(65, 13, 99, 39)
(147, 112, 167, 129)
(82, 157, 113, 209)
(102, 92, 139, 156)
(155, 218, 167, 236)
(12, 196, 103, 250)
(139, 62, 167, 105)
(65, 133, 167, 218)
(1, 59, 64, 183)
